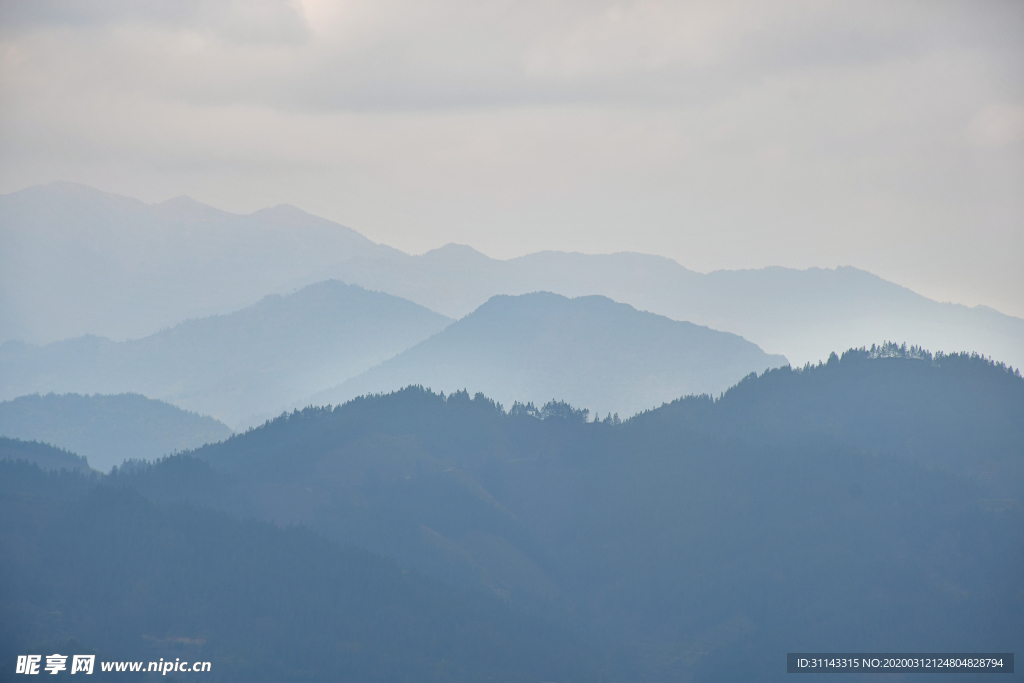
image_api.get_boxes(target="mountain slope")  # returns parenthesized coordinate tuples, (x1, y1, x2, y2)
(0, 281, 452, 426)
(0, 436, 95, 473)
(0, 461, 609, 683)
(333, 245, 1024, 369)
(0, 182, 400, 344)
(635, 343, 1024, 496)
(4, 183, 1022, 370)
(172, 351, 1021, 681)
(314, 292, 788, 417)
(4, 351, 1020, 681)
(0, 393, 232, 472)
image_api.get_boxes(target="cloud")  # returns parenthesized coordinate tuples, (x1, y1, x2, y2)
(0, 0, 1022, 317)
(0, 0, 310, 45)
(7, 0, 1020, 112)
(968, 104, 1024, 147)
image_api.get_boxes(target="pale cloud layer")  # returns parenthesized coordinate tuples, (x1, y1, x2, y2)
(2, 0, 1023, 316)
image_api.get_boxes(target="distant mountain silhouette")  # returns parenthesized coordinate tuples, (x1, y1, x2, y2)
(0, 393, 232, 471)
(0, 182, 399, 344)
(3, 183, 1022, 370)
(0, 436, 95, 473)
(313, 292, 788, 418)
(0, 281, 452, 426)
(332, 245, 1024, 370)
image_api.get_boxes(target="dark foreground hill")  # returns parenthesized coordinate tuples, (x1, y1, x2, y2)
(0, 462, 606, 683)
(3, 348, 1021, 681)
(0, 436, 94, 473)
(315, 292, 787, 418)
(0, 393, 232, 472)
(636, 343, 1024, 496)
(0, 281, 452, 426)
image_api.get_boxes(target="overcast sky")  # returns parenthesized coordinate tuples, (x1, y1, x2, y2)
(2, 0, 1022, 317)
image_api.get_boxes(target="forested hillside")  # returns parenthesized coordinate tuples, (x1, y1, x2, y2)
(0, 461, 605, 683)
(636, 343, 1024, 495)
(0, 436, 95, 473)
(3, 348, 1019, 681)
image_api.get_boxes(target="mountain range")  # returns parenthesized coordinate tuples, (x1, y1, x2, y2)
(324, 246, 1024, 371)
(0, 182, 398, 345)
(3, 182, 1022, 371)
(2, 283, 789, 427)
(315, 292, 788, 418)
(0, 393, 232, 471)
(0, 281, 451, 427)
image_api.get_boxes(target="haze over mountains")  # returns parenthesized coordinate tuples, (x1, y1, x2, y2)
(4, 182, 1022, 371)
(3, 286, 783, 426)
(329, 247, 1024, 371)
(1, 281, 451, 427)
(0, 182, 398, 345)
(4, 1, 1020, 677)
(316, 292, 788, 418)
(0, 393, 232, 472)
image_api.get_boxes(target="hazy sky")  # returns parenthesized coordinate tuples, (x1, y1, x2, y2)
(2, 0, 1022, 317)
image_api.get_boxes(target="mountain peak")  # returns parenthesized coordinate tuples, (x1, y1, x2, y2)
(316, 290, 786, 417)
(420, 243, 493, 263)
(247, 203, 329, 224)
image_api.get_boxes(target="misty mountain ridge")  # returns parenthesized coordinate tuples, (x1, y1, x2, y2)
(3, 182, 1022, 371)
(339, 246, 1024, 370)
(0, 182, 400, 344)
(314, 291, 788, 418)
(0, 280, 452, 426)
(0, 393, 232, 472)
(55, 346, 1012, 681)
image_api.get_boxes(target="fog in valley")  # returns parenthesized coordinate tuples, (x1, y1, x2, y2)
(1, 1, 1021, 681)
